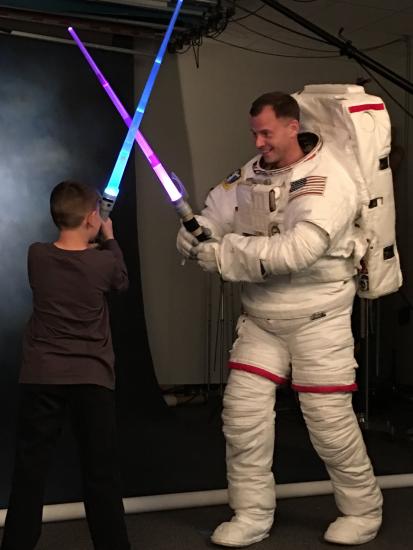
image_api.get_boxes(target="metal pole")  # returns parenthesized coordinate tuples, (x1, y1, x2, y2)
(206, 273, 212, 394)
(219, 280, 225, 395)
(261, 0, 413, 94)
(375, 299, 381, 378)
(359, 298, 370, 425)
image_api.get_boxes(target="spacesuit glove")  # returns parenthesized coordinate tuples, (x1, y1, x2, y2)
(176, 225, 199, 259)
(176, 225, 212, 259)
(195, 241, 221, 273)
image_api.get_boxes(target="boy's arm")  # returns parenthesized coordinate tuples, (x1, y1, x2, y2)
(27, 243, 35, 288)
(101, 219, 129, 292)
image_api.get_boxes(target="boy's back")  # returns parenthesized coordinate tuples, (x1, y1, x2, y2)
(20, 239, 128, 389)
(1, 180, 131, 550)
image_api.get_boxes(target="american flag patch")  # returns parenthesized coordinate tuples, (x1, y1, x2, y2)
(289, 176, 327, 201)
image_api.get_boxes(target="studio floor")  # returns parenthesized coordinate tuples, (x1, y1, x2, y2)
(1, 487, 412, 549)
(1, 386, 413, 549)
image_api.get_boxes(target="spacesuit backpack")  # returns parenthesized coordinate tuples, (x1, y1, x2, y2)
(294, 84, 402, 299)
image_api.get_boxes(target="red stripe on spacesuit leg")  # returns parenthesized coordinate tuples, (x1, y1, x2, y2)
(291, 382, 358, 393)
(348, 103, 385, 113)
(228, 361, 288, 384)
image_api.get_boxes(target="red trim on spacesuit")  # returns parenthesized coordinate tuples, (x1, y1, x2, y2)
(228, 361, 288, 384)
(348, 103, 384, 113)
(291, 382, 358, 393)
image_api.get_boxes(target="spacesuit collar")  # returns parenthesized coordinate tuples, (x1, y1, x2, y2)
(255, 132, 322, 175)
(298, 132, 321, 155)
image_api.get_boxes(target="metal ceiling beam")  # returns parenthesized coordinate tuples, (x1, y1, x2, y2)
(0, 6, 160, 36)
(0, 1, 225, 40)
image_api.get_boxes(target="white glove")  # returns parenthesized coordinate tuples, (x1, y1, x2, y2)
(176, 225, 212, 259)
(176, 225, 198, 259)
(195, 241, 221, 273)
(176, 214, 217, 259)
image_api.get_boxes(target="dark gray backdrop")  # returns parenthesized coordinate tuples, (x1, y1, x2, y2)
(0, 32, 167, 506)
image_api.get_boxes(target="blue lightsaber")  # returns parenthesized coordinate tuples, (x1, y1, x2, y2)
(101, 0, 184, 218)
(69, 25, 209, 242)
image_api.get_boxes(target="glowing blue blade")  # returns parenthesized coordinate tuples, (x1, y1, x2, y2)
(69, 26, 183, 203)
(105, 0, 184, 199)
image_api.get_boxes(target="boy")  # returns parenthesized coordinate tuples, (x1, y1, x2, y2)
(1, 181, 131, 550)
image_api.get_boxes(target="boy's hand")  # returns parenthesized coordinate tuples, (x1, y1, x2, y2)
(100, 218, 114, 241)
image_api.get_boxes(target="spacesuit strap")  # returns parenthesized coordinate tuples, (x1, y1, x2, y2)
(217, 222, 329, 283)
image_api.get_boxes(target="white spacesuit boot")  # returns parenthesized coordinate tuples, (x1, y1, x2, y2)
(211, 370, 277, 547)
(299, 392, 382, 545)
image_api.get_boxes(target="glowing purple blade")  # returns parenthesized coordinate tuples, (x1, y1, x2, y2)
(68, 26, 182, 203)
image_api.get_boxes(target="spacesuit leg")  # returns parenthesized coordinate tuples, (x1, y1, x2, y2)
(299, 392, 382, 545)
(211, 370, 277, 547)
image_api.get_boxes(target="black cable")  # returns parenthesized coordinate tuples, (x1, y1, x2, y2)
(176, 43, 192, 54)
(235, 3, 331, 45)
(212, 36, 341, 58)
(207, 16, 229, 39)
(192, 37, 201, 68)
(231, 3, 265, 22)
(363, 39, 403, 52)
(234, 20, 337, 53)
(234, 19, 404, 55)
(231, 1, 404, 54)
(260, 0, 413, 94)
(358, 61, 413, 120)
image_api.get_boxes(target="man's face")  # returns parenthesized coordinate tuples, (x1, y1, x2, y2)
(250, 105, 299, 167)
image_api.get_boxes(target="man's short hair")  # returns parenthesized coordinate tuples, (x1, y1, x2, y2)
(250, 92, 300, 121)
(50, 180, 101, 229)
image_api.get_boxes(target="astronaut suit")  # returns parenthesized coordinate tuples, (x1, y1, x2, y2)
(176, 87, 398, 547)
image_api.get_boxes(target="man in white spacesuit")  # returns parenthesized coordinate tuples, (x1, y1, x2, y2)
(176, 92, 383, 547)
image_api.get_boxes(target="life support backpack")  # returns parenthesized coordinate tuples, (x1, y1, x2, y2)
(293, 84, 402, 299)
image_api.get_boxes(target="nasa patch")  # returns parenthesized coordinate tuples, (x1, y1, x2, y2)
(221, 168, 241, 190)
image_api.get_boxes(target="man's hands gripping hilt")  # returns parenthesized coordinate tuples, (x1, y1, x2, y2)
(176, 215, 222, 274)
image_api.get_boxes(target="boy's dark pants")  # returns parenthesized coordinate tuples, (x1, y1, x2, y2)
(1, 384, 130, 550)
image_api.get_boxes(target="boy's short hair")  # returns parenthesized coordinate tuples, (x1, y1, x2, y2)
(50, 180, 101, 229)
(250, 92, 300, 122)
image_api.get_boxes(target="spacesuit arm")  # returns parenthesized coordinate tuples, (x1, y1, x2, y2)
(218, 221, 329, 283)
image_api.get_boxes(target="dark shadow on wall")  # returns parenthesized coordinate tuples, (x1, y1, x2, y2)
(0, 32, 166, 506)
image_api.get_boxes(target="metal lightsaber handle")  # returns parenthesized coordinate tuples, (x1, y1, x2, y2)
(173, 198, 209, 242)
(100, 193, 115, 220)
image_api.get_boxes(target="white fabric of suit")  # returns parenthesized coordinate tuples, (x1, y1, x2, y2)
(201, 135, 369, 321)
(211, 369, 382, 547)
(195, 136, 383, 547)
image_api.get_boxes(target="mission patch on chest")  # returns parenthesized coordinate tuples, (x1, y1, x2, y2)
(221, 168, 241, 190)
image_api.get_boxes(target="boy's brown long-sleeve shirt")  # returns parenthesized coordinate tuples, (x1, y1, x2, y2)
(19, 239, 128, 389)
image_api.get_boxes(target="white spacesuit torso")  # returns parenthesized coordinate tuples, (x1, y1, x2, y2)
(201, 133, 362, 318)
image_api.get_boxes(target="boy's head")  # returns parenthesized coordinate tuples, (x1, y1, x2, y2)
(50, 181, 101, 234)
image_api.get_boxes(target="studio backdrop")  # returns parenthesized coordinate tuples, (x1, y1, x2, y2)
(0, 32, 166, 507)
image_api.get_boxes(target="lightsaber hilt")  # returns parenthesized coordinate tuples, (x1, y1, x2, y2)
(173, 198, 209, 242)
(100, 192, 115, 221)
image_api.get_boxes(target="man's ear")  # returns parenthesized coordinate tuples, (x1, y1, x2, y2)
(85, 209, 98, 227)
(288, 118, 300, 137)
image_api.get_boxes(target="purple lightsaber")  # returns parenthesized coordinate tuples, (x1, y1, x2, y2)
(68, 26, 208, 242)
